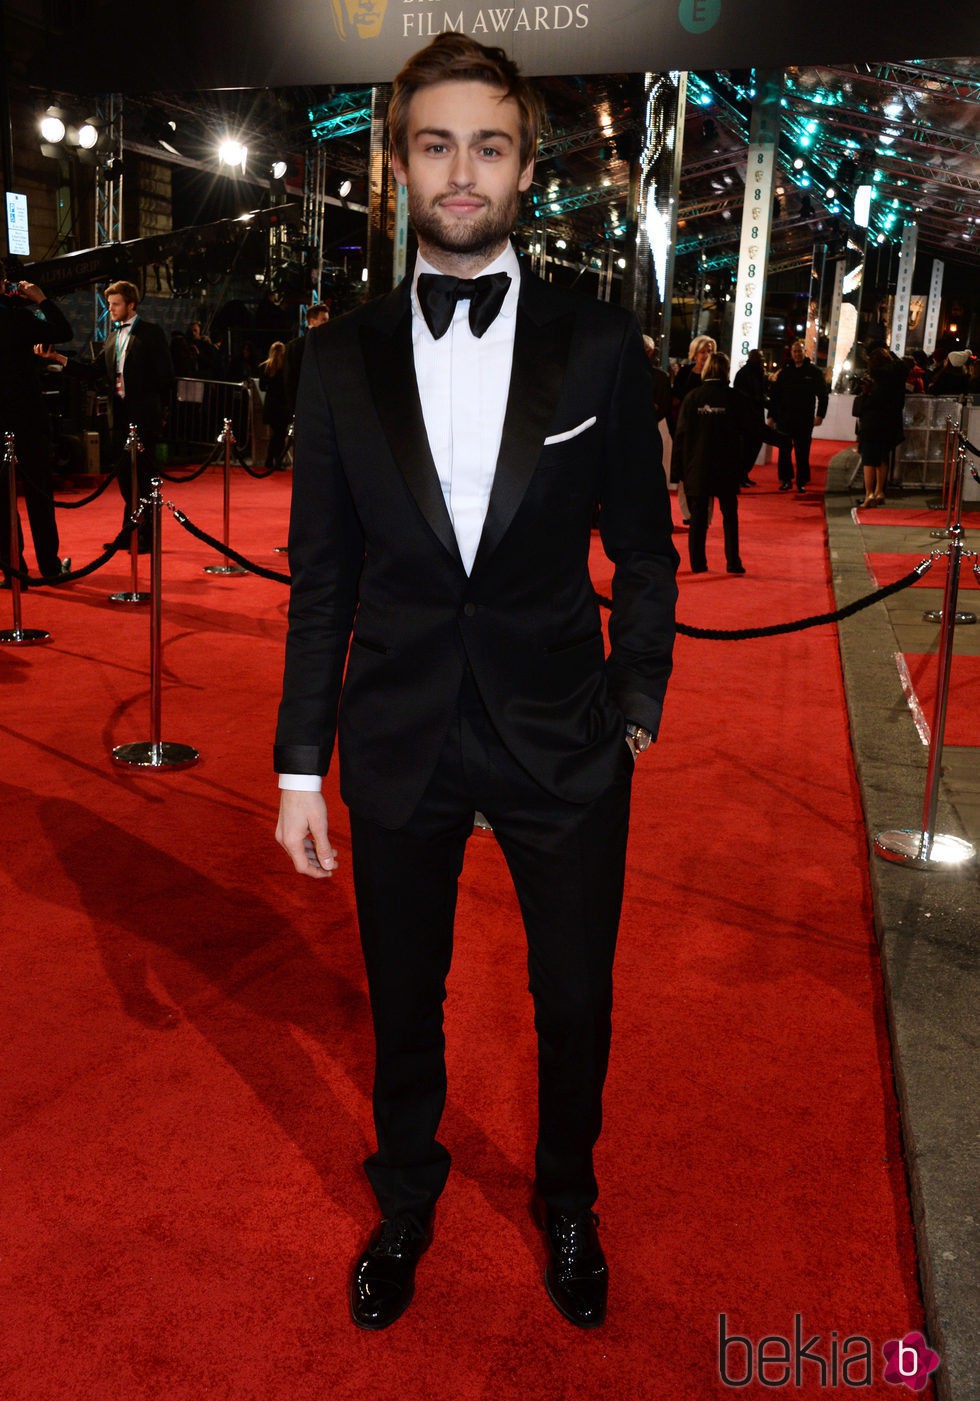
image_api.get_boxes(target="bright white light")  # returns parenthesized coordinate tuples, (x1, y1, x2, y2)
(854, 184, 873, 228)
(338, 178, 352, 198)
(617, 258, 626, 269)
(644, 186, 669, 298)
(219, 140, 247, 169)
(40, 116, 66, 143)
(77, 123, 98, 150)
(271, 159, 288, 181)
(555, 238, 567, 249)
(361, 268, 368, 282)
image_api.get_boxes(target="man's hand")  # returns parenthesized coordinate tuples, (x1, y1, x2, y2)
(276, 789, 337, 879)
(814, 415, 824, 426)
(17, 281, 46, 305)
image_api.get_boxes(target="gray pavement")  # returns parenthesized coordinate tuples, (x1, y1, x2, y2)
(826, 461, 979, 1401)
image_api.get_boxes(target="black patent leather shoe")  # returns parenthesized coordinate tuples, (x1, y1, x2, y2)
(349, 1211, 434, 1330)
(531, 1191, 608, 1329)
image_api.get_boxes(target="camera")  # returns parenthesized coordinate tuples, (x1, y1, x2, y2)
(3, 279, 22, 296)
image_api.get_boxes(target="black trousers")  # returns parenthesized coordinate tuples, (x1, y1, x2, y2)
(777, 427, 813, 487)
(686, 488, 741, 571)
(0, 420, 60, 578)
(111, 403, 157, 543)
(349, 669, 633, 1221)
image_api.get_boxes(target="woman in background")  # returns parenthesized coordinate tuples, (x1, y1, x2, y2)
(854, 347, 905, 508)
(259, 340, 289, 470)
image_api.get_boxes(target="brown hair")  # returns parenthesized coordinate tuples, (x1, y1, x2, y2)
(705, 351, 730, 381)
(105, 280, 140, 306)
(388, 34, 543, 171)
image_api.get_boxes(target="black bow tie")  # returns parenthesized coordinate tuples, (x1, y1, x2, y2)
(113, 320, 135, 330)
(416, 272, 511, 340)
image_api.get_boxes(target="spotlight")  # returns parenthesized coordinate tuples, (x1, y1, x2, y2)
(338, 178, 352, 199)
(78, 123, 99, 149)
(271, 159, 289, 181)
(143, 109, 181, 156)
(39, 115, 66, 143)
(219, 139, 247, 170)
(824, 185, 836, 200)
(793, 156, 805, 170)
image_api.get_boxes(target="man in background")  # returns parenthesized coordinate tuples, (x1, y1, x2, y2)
(283, 303, 330, 418)
(0, 260, 73, 585)
(768, 339, 828, 494)
(103, 280, 173, 551)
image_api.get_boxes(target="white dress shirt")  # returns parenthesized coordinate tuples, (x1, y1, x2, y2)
(113, 317, 138, 397)
(279, 243, 520, 793)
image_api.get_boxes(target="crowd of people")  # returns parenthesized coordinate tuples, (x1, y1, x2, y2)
(654, 331, 977, 571)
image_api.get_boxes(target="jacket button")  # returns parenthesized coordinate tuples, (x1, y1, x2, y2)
(462, 602, 476, 617)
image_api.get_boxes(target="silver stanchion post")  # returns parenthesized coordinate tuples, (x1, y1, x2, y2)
(929, 417, 953, 536)
(923, 421, 976, 625)
(113, 479, 199, 771)
(204, 418, 246, 576)
(1, 430, 51, 646)
(108, 423, 151, 605)
(875, 443, 976, 868)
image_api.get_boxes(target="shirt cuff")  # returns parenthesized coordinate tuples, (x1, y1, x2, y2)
(278, 773, 323, 792)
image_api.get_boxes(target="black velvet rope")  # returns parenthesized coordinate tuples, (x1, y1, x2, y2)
(595, 559, 934, 639)
(2, 530, 129, 587)
(169, 507, 290, 583)
(52, 472, 117, 509)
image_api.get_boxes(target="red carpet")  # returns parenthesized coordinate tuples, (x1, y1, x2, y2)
(0, 450, 932, 1397)
(901, 653, 980, 748)
(866, 551, 980, 590)
(854, 505, 980, 529)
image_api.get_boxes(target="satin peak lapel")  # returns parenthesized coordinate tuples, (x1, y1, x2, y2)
(360, 304, 462, 567)
(471, 301, 573, 573)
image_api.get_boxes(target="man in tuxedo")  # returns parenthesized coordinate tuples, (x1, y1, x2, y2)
(275, 34, 678, 1332)
(103, 280, 173, 550)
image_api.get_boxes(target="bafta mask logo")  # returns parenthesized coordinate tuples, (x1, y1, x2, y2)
(331, 0, 388, 41)
(678, 0, 721, 34)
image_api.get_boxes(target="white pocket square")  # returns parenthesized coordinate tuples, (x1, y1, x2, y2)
(543, 415, 597, 446)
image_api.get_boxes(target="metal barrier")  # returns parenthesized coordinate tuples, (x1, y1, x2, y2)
(168, 377, 251, 457)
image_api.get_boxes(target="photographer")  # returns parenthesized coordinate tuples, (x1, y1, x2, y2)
(0, 261, 73, 587)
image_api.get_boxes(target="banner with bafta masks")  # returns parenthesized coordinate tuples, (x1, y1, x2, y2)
(35, 0, 974, 90)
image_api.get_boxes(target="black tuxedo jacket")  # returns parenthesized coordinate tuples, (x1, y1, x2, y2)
(275, 263, 678, 829)
(104, 317, 173, 436)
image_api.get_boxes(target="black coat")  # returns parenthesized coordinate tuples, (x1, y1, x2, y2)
(103, 317, 173, 436)
(274, 263, 679, 828)
(672, 378, 753, 495)
(0, 294, 73, 424)
(770, 358, 829, 433)
(853, 362, 905, 450)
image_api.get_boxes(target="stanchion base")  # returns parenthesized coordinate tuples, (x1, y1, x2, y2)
(108, 591, 151, 605)
(204, 564, 248, 576)
(0, 627, 51, 645)
(922, 609, 977, 624)
(874, 829, 975, 868)
(112, 741, 200, 770)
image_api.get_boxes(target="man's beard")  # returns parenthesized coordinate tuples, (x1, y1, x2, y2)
(408, 187, 520, 260)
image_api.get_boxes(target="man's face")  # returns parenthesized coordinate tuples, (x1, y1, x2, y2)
(108, 294, 136, 324)
(391, 80, 534, 269)
(791, 342, 805, 366)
